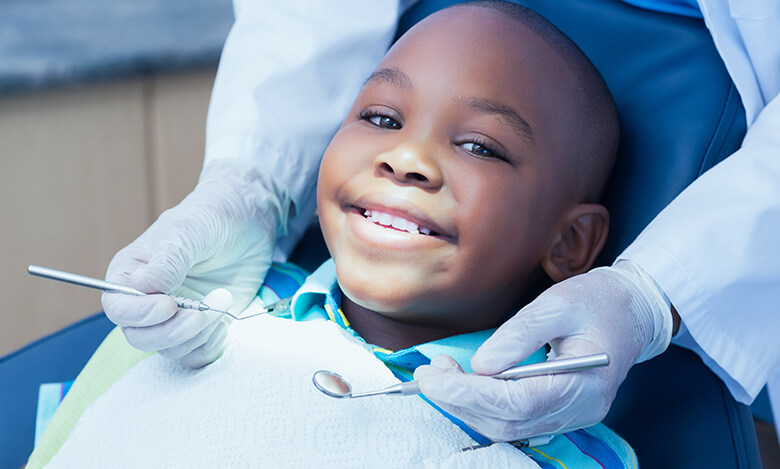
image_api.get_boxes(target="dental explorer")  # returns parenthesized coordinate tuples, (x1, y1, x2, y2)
(27, 265, 286, 320)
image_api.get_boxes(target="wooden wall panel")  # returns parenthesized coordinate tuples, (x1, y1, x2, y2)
(147, 70, 215, 217)
(0, 70, 214, 357)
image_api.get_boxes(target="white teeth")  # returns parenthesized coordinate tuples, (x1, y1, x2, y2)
(361, 208, 430, 235)
(392, 217, 419, 234)
(391, 217, 406, 230)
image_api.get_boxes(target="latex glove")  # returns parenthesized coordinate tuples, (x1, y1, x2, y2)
(102, 159, 290, 368)
(414, 260, 673, 441)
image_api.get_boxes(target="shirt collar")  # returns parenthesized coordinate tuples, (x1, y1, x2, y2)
(290, 258, 339, 321)
(288, 259, 511, 373)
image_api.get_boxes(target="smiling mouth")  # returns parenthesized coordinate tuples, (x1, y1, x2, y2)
(361, 208, 441, 236)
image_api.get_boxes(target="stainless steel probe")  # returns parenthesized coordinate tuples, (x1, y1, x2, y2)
(27, 265, 288, 320)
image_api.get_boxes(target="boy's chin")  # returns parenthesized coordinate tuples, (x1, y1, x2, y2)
(341, 285, 412, 315)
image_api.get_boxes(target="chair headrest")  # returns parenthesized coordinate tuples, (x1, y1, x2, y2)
(397, 0, 746, 264)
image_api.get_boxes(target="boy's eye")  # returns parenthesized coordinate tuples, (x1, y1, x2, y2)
(461, 141, 507, 161)
(370, 115, 400, 129)
(360, 109, 401, 129)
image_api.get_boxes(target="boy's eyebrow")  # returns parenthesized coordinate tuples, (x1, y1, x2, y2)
(462, 96, 535, 145)
(363, 67, 414, 90)
(363, 68, 534, 144)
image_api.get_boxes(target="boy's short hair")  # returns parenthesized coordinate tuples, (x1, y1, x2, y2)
(455, 0, 619, 203)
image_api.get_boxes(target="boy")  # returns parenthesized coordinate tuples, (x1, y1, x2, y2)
(30, 2, 631, 467)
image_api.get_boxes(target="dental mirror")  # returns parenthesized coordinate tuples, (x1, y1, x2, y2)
(312, 353, 609, 399)
(313, 370, 421, 398)
(312, 370, 353, 398)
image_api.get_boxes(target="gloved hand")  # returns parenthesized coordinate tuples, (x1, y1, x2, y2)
(102, 159, 290, 368)
(413, 260, 673, 441)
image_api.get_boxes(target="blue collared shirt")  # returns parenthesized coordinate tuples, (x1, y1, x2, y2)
(259, 260, 637, 468)
(284, 259, 546, 376)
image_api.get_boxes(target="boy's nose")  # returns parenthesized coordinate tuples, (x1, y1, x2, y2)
(375, 145, 443, 190)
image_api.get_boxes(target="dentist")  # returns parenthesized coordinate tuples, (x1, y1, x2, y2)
(102, 0, 780, 442)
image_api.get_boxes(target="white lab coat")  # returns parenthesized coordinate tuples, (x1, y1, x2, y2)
(204, 0, 780, 425)
(619, 0, 780, 427)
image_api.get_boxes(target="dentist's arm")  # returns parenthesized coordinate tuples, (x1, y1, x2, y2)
(205, 0, 404, 256)
(415, 260, 673, 440)
(103, 1, 403, 368)
(621, 92, 780, 405)
(414, 92, 780, 440)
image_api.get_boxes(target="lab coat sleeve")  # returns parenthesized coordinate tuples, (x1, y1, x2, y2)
(619, 91, 780, 405)
(204, 1, 404, 256)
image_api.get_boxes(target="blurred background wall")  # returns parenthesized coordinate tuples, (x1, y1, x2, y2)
(0, 0, 233, 357)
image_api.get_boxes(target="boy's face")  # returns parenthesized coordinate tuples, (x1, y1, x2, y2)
(317, 7, 583, 331)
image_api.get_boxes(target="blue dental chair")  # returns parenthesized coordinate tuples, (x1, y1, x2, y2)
(0, 0, 764, 467)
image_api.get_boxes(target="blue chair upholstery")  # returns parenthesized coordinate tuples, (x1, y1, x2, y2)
(0, 312, 115, 468)
(398, 0, 760, 467)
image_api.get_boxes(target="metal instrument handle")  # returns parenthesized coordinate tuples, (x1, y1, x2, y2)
(28, 265, 145, 296)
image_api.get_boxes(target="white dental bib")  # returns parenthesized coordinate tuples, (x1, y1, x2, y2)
(45, 315, 537, 468)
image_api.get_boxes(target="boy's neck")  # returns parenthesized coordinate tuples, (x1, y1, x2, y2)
(336, 269, 550, 351)
(340, 296, 467, 351)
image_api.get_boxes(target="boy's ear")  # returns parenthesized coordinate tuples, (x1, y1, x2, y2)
(541, 204, 609, 282)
